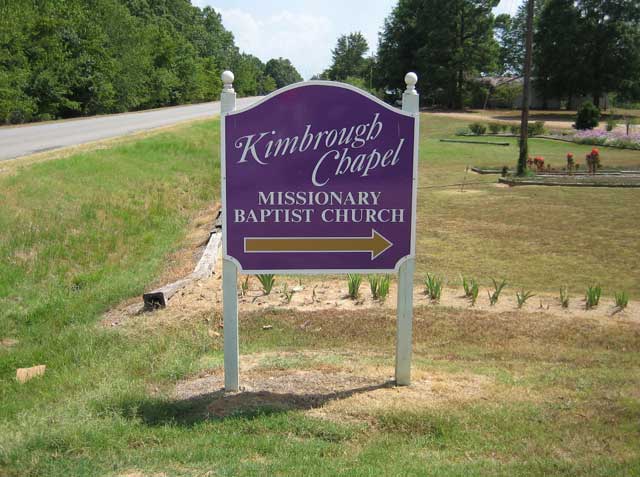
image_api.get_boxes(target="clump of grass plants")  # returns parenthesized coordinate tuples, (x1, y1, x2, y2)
(488, 278, 507, 306)
(516, 289, 535, 309)
(368, 275, 380, 300)
(614, 291, 628, 311)
(378, 275, 390, 301)
(469, 281, 479, 306)
(461, 275, 477, 298)
(256, 274, 276, 295)
(424, 273, 443, 302)
(347, 274, 362, 300)
(585, 284, 602, 309)
(368, 275, 390, 301)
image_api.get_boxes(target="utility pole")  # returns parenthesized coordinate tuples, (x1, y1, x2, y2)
(518, 0, 534, 176)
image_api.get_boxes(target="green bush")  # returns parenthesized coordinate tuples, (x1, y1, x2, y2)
(606, 117, 617, 132)
(469, 123, 487, 135)
(490, 83, 522, 108)
(529, 121, 546, 136)
(488, 122, 501, 134)
(510, 124, 521, 135)
(575, 102, 601, 130)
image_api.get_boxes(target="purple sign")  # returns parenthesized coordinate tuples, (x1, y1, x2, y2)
(222, 82, 417, 273)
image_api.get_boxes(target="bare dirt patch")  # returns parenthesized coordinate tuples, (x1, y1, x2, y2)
(0, 338, 19, 349)
(103, 246, 639, 331)
(172, 350, 495, 422)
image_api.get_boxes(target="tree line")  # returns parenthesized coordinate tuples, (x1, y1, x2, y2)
(0, 0, 302, 124)
(319, 0, 640, 110)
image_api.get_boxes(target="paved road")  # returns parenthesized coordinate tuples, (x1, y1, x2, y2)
(0, 96, 261, 161)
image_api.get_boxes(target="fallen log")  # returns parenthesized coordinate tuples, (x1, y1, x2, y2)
(143, 210, 223, 309)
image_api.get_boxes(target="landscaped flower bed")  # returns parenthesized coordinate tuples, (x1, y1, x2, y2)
(554, 129, 640, 150)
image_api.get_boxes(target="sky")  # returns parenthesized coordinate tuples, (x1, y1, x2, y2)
(193, 0, 524, 80)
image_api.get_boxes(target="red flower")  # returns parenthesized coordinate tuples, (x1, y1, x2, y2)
(567, 152, 574, 158)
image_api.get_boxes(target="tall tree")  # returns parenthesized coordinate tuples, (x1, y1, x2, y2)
(494, 0, 544, 75)
(376, 0, 499, 109)
(327, 32, 369, 81)
(264, 58, 303, 89)
(534, 0, 640, 106)
(0, 0, 299, 124)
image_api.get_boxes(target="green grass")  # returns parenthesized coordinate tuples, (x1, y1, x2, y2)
(0, 115, 639, 476)
(417, 114, 640, 295)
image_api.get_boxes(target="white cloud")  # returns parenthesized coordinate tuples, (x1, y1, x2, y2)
(215, 7, 333, 79)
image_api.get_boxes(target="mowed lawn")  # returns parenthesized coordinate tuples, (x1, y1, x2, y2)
(0, 114, 638, 476)
(417, 115, 640, 296)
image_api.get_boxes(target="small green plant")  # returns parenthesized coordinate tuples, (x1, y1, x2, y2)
(516, 289, 535, 308)
(488, 278, 507, 305)
(559, 286, 570, 308)
(378, 275, 391, 301)
(606, 117, 617, 132)
(256, 274, 276, 295)
(614, 291, 628, 310)
(510, 124, 521, 135)
(488, 122, 501, 134)
(424, 273, 443, 301)
(241, 276, 250, 296)
(469, 282, 479, 306)
(469, 122, 487, 135)
(585, 284, 602, 309)
(368, 275, 380, 300)
(347, 274, 362, 299)
(461, 275, 477, 298)
(283, 288, 295, 304)
(455, 127, 470, 136)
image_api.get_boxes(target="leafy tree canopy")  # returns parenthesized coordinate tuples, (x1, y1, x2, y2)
(0, 0, 300, 124)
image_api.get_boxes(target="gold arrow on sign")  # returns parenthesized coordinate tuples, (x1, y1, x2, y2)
(244, 229, 393, 260)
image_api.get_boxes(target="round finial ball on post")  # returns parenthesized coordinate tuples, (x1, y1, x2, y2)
(405, 72, 418, 94)
(222, 70, 235, 92)
(222, 70, 234, 84)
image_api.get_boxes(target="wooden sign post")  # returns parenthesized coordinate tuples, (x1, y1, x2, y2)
(220, 71, 420, 391)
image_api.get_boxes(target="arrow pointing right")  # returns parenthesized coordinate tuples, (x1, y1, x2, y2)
(244, 229, 393, 260)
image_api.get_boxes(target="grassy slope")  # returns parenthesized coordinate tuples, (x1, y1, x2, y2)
(0, 116, 638, 476)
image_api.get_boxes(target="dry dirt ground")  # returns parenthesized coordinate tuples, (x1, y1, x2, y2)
(100, 209, 639, 423)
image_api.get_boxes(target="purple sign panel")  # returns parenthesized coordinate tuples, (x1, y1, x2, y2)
(222, 82, 417, 273)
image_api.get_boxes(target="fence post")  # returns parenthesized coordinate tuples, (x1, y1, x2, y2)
(395, 72, 419, 386)
(220, 70, 239, 392)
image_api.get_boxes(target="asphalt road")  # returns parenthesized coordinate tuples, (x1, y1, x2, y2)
(0, 96, 261, 161)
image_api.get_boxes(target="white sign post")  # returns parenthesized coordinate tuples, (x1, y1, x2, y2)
(395, 72, 419, 386)
(220, 71, 240, 392)
(220, 71, 420, 391)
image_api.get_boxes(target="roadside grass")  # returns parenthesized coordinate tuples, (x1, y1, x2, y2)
(0, 114, 639, 475)
(0, 120, 220, 442)
(2, 305, 639, 475)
